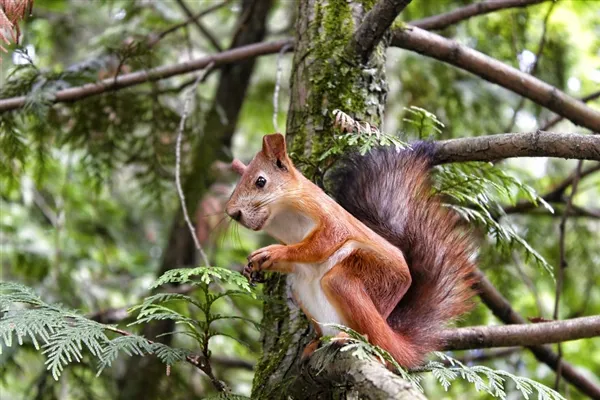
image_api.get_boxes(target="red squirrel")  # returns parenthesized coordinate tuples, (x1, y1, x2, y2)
(225, 133, 477, 368)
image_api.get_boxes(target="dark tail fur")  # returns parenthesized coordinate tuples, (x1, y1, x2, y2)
(329, 142, 477, 359)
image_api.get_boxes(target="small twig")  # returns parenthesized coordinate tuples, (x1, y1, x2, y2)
(175, 62, 215, 268)
(32, 189, 58, 227)
(503, 163, 600, 215)
(174, 0, 223, 52)
(272, 43, 293, 132)
(504, 0, 556, 132)
(450, 347, 521, 365)
(409, 0, 548, 31)
(511, 252, 544, 316)
(553, 160, 584, 390)
(152, 0, 231, 45)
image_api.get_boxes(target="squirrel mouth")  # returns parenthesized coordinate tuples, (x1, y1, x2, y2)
(237, 216, 267, 232)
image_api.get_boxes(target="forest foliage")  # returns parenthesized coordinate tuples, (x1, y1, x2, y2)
(0, 1, 599, 399)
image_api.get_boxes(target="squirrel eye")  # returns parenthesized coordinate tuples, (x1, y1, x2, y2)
(255, 176, 267, 188)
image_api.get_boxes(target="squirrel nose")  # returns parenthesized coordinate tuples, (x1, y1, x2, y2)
(228, 209, 242, 221)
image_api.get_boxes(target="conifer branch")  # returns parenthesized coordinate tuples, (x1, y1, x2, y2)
(105, 326, 228, 392)
(0, 39, 293, 113)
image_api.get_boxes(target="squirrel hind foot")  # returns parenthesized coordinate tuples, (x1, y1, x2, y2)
(301, 338, 321, 362)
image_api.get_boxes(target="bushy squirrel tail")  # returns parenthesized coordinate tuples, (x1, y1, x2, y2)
(329, 142, 477, 359)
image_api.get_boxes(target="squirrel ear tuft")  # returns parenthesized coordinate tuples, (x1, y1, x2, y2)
(231, 159, 247, 176)
(261, 133, 287, 160)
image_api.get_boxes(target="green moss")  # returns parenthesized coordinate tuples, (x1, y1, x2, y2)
(360, 0, 378, 11)
(391, 19, 408, 31)
(297, 1, 366, 170)
(287, 0, 389, 178)
(251, 274, 309, 399)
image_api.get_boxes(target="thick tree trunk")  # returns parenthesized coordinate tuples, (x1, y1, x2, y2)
(251, 1, 423, 399)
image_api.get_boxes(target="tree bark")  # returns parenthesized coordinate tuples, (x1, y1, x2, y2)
(432, 131, 600, 164)
(252, 1, 419, 399)
(440, 316, 600, 350)
(290, 348, 427, 400)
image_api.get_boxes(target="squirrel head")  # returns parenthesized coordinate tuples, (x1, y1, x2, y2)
(225, 133, 297, 231)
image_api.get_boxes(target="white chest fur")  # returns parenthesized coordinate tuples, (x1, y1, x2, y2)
(288, 242, 357, 336)
(264, 207, 315, 245)
(263, 206, 355, 336)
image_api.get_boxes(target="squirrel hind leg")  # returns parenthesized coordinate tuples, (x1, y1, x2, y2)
(321, 261, 424, 369)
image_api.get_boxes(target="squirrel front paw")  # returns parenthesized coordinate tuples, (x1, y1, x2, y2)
(243, 245, 286, 283)
(247, 244, 284, 271)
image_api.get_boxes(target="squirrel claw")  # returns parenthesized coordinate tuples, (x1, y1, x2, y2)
(243, 262, 265, 285)
(248, 246, 278, 271)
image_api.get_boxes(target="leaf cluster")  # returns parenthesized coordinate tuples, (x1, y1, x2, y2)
(0, 282, 178, 380)
(0, 264, 259, 382)
(434, 162, 555, 275)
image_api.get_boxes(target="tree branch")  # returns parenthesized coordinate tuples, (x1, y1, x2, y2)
(292, 346, 427, 400)
(475, 270, 600, 399)
(503, 163, 600, 214)
(552, 160, 584, 389)
(174, 0, 223, 52)
(211, 355, 255, 370)
(410, 0, 548, 31)
(391, 27, 600, 133)
(152, 0, 231, 45)
(432, 131, 600, 164)
(452, 347, 521, 365)
(440, 316, 600, 351)
(541, 90, 600, 131)
(503, 0, 556, 132)
(349, 0, 413, 64)
(0, 39, 293, 113)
